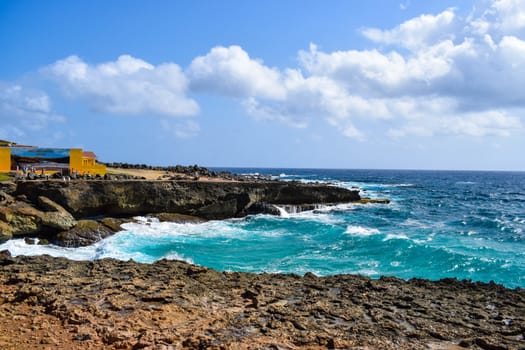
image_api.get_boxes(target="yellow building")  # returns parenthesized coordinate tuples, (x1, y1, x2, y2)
(0, 148, 10, 173)
(69, 149, 107, 175)
(0, 144, 106, 176)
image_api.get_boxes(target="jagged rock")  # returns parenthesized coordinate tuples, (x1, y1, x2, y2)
(38, 196, 76, 230)
(0, 194, 76, 242)
(0, 221, 13, 242)
(0, 190, 14, 204)
(245, 201, 281, 216)
(0, 203, 41, 236)
(54, 220, 115, 247)
(0, 181, 16, 195)
(357, 198, 391, 204)
(0, 254, 523, 349)
(15, 180, 360, 219)
(147, 213, 205, 223)
(37, 196, 63, 212)
(0, 249, 14, 265)
(100, 217, 131, 231)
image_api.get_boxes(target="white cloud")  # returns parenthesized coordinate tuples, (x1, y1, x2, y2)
(8, 1, 525, 144)
(0, 82, 65, 140)
(388, 110, 522, 138)
(45, 55, 199, 117)
(234, 3, 525, 140)
(187, 45, 286, 100)
(361, 8, 457, 50)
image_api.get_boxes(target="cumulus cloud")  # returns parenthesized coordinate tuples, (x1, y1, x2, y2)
(194, 2, 523, 140)
(0, 82, 65, 140)
(10, 1, 525, 142)
(361, 8, 457, 50)
(45, 55, 199, 117)
(469, 0, 525, 35)
(187, 45, 286, 100)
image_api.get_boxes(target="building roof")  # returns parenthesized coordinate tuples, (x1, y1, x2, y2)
(82, 151, 97, 159)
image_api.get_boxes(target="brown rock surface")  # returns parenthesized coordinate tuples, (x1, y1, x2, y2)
(0, 252, 523, 349)
(0, 196, 76, 242)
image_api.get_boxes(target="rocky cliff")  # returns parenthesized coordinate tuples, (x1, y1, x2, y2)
(14, 180, 360, 219)
(1, 179, 360, 244)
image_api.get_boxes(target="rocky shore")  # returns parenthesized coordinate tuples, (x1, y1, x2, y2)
(3, 168, 519, 349)
(0, 178, 360, 246)
(0, 251, 523, 349)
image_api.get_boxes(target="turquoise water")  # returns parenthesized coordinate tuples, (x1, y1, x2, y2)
(2, 169, 525, 288)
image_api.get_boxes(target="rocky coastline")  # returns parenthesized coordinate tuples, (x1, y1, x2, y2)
(0, 175, 360, 245)
(0, 251, 523, 349)
(2, 169, 522, 349)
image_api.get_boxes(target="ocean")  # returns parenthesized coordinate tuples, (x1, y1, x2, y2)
(2, 169, 525, 289)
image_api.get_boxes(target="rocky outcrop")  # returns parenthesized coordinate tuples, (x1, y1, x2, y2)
(55, 220, 115, 247)
(0, 252, 523, 349)
(0, 192, 76, 242)
(15, 180, 360, 219)
(0, 179, 360, 246)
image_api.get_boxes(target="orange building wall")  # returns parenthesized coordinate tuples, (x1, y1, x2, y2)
(0, 148, 10, 172)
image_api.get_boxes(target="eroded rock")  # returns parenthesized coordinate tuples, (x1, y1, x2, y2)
(0, 253, 523, 349)
(55, 220, 114, 247)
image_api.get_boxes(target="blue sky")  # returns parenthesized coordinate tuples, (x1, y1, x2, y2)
(1, 0, 524, 170)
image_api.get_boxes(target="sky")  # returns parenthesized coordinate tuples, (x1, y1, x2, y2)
(1, 0, 525, 170)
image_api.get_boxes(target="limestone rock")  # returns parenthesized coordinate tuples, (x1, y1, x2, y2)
(0, 190, 14, 204)
(147, 213, 205, 223)
(0, 195, 76, 242)
(15, 180, 361, 219)
(55, 220, 115, 247)
(0, 203, 41, 236)
(0, 220, 13, 241)
(0, 254, 523, 349)
(100, 217, 131, 231)
(0, 181, 16, 195)
(38, 196, 76, 230)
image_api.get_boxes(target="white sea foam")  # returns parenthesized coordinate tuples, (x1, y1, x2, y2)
(0, 238, 100, 261)
(163, 252, 194, 264)
(274, 206, 290, 218)
(266, 205, 345, 225)
(345, 225, 380, 236)
(383, 233, 409, 241)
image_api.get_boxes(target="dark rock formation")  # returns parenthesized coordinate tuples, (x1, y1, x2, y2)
(245, 201, 282, 216)
(0, 179, 360, 246)
(14, 180, 360, 220)
(55, 220, 115, 247)
(0, 252, 523, 349)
